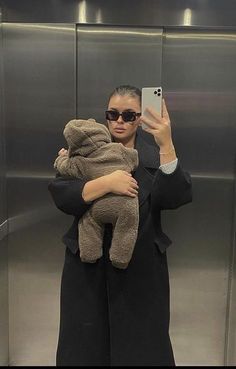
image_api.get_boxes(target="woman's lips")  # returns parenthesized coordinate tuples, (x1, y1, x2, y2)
(114, 127, 125, 133)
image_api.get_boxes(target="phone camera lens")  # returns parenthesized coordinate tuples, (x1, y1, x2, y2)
(157, 88, 161, 92)
(154, 90, 157, 95)
(158, 93, 161, 96)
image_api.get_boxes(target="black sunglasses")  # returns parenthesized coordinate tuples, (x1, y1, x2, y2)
(105, 110, 141, 123)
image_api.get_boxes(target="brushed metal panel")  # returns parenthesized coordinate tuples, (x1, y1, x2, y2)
(2, 21, 236, 368)
(161, 29, 236, 365)
(1, 0, 236, 27)
(0, 237, 9, 366)
(0, 220, 8, 241)
(0, 16, 8, 366)
(3, 23, 75, 365)
(76, 26, 162, 121)
(226, 162, 236, 365)
(0, 15, 6, 225)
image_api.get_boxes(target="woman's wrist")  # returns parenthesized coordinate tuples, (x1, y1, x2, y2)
(159, 141, 177, 165)
(159, 140, 174, 153)
(82, 175, 111, 202)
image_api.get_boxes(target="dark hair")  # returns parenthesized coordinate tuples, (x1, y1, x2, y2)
(108, 84, 141, 104)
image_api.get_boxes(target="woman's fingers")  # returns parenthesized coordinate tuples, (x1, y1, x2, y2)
(108, 170, 139, 197)
(130, 189, 138, 195)
(162, 98, 170, 122)
(126, 188, 138, 197)
(140, 100, 171, 128)
(128, 180, 139, 197)
(127, 191, 137, 197)
(140, 115, 161, 129)
(122, 171, 138, 187)
(124, 173, 139, 196)
(145, 106, 162, 122)
(131, 177, 138, 186)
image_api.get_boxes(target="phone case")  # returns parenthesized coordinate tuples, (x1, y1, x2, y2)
(141, 87, 162, 129)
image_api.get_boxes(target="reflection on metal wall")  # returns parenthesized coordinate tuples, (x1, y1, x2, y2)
(76, 26, 163, 120)
(3, 23, 76, 365)
(0, 14, 9, 366)
(162, 29, 236, 365)
(2, 0, 236, 27)
(1, 4, 236, 367)
(76, 25, 236, 366)
(227, 172, 236, 364)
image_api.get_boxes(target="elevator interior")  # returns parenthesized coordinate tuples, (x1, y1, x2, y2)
(0, 0, 235, 366)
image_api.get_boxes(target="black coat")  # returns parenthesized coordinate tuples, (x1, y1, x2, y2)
(48, 127, 192, 366)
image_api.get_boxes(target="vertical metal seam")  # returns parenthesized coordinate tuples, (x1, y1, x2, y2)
(161, 27, 164, 90)
(1, 14, 10, 366)
(75, 23, 78, 118)
(224, 153, 236, 365)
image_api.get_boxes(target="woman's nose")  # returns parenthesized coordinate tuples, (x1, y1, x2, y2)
(117, 115, 124, 124)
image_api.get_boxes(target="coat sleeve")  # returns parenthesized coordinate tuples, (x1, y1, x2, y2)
(151, 161, 192, 210)
(48, 174, 92, 217)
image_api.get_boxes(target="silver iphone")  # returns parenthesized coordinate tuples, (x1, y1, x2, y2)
(141, 87, 162, 129)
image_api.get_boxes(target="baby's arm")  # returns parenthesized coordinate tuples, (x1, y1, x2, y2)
(54, 155, 84, 178)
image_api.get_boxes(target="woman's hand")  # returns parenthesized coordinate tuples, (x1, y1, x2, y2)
(140, 99, 174, 152)
(106, 170, 139, 197)
(82, 170, 138, 202)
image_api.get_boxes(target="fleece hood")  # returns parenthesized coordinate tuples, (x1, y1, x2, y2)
(63, 118, 112, 157)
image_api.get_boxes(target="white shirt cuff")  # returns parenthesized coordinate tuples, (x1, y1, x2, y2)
(159, 158, 178, 174)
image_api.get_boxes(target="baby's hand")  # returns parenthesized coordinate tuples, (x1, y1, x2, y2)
(58, 148, 68, 156)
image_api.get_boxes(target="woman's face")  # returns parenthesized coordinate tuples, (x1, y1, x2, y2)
(107, 94, 141, 146)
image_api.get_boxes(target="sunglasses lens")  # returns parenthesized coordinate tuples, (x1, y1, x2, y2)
(106, 111, 119, 121)
(122, 112, 136, 122)
(106, 110, 140, 122)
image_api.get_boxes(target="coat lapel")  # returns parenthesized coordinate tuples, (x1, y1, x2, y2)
(133, 127, 160, 207)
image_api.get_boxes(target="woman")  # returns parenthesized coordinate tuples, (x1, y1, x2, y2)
(48, 85, 192, 366)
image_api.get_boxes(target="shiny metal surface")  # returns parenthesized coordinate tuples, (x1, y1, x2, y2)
(3, 23, 76, 365)
(1, 7, 235, 368)
(162, 29, 236, 365)
(1, 0, 236, 27)
(0, 220, 8, 241)
(0, 11, 6, 226)
(76, 26, 163, 120)
(0, 13, 9, 366)
(0, 237, 9, 366)
(226, 162, 236, 365)
(76, 25, 236, 366)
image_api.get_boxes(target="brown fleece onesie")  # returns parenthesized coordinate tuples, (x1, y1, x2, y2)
(54, 118, 139, 269)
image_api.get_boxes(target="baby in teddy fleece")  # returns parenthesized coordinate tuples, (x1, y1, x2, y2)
(54, 118, 139, 269)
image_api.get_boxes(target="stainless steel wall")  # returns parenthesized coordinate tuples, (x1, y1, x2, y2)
(0, 14, 9, 366)
(1, 0, 236, 367)
(76, 26, 163, 121)
(2, 0, 236, 27)
(3, 23, 76, 365)
(161, 29, 236, 365)
(75, 26, 236, 366)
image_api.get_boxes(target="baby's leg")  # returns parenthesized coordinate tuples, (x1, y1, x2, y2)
(110, 199, 139, 269)
(79, 212, 104, 263)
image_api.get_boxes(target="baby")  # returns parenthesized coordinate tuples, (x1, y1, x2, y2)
(54, 118, 139, 269)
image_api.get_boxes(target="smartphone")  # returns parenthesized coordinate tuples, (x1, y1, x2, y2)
(141, 87, 162, 129)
